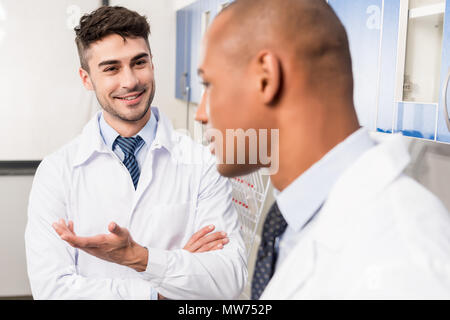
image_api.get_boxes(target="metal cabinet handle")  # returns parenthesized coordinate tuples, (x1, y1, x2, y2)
(180, 72, 186, 97)
(443, 68, 450, 131)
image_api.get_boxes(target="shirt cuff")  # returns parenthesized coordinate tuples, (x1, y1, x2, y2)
(128, 278, 154, 300)
(150, 288, 159, 300)
(140, 247, 169, 286)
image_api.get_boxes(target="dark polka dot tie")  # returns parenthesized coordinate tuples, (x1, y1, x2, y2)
(113, 135, 144, 190)
(251, 202, 288, 300)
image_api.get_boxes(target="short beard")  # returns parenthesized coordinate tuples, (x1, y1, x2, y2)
(95, 80, 156, 122)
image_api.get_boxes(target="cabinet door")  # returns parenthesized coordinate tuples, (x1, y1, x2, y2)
(391, 0, 445, 140)
(175, 8, 191, 101)
(437, 0, 450, 142)
(378, 0, 449, 142)
(175, 0, 233, 103)
(188, 0, 222, 104)
(328, 0, 383, 131)
(376, 0, 401, 135)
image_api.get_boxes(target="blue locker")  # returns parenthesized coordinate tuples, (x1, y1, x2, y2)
(328, 0, 383, 131)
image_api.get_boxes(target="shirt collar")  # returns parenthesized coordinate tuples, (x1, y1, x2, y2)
(73, 107, 177, 168)
(275, 127, 375, 232)
(99, 109, 157, 151)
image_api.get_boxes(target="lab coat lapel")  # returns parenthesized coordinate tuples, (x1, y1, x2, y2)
(312, 133, 411, 251)
(261, 237, 317, 299)
(131, 108, 177, 211)
(262, 133, 411, 299)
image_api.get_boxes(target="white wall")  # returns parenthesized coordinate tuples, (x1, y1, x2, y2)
(0, 0, 100, 161)
(174, 0, 197, 11)
(0, 176, 33, 297)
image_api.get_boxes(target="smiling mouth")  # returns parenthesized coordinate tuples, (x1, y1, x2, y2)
(115, 90, 145, 101)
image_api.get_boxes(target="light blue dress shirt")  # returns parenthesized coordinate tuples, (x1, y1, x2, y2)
(98, 109, 158, 300)
(98, 109, 158, 167)
(274, 128, 376, 269)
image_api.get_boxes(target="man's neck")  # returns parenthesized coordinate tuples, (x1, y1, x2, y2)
(103, 110, 151, 138)
(270, 106, 360, 191)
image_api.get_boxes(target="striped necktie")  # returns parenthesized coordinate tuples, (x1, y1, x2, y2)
(113, 135, 144, 189)
(251, 201, 288, 300)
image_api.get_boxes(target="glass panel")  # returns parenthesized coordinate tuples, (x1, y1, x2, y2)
(395, 102, 437, 139)
(403, 0, 445, 103)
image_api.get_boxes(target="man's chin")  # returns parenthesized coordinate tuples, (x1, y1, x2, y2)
(113, 105, 150, 122)
(216, 163, 260, 178)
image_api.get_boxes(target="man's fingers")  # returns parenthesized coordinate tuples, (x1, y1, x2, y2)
(184, 225, 215, 248)
(62, 234, 106, 249)
(195, 231, 227, 249)
(186, 231, 228, 252)
(108, 222, 127, 238)
(52, 221, 71, 237)
(68, 220, 74, 233)
(196, 238, 229, 253)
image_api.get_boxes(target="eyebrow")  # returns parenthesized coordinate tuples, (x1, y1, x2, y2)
(197, 68, 204, 76)
(98, 53, 150, 68)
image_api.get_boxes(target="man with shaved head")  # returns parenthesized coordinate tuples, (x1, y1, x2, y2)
(196, 0, 450, 299)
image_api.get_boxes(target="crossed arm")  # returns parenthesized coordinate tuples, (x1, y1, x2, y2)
(52, 219, 229, 272)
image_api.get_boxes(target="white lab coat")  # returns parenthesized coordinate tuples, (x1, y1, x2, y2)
(25, 108, 247, 300)
(262, 134, 450, 299)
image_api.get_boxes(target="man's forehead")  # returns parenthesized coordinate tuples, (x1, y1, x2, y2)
(88, 34, 150, 61)
(201, 13, 233, 65)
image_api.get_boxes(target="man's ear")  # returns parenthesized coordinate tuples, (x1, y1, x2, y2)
(256, 50, 281, 105)
(79, 67, 94, 91)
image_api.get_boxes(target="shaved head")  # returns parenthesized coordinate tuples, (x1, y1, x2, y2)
(210, 0, 353, 97)
(197, 0, 360, 186)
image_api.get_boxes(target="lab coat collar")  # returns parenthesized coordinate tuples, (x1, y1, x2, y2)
(276, 128, 375, 233)
(311, 133, 411, 251)
(149, 107, 177, 154)
(73, 107, 177, 168)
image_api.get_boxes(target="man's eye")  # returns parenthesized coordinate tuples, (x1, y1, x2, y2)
(201, 81, 210, 88)
(135, 60, 147, 66)
(104, 66, 118, 72)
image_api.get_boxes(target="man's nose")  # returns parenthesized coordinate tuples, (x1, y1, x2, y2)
(195, 91, 209, 124)
(121, 67, 139, 89)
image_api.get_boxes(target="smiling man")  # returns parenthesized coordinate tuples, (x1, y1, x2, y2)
(24, 6, 247, 300)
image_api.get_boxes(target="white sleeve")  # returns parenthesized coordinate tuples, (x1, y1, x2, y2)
(25, 156, 156, 300)
(140, 157, 248, 300)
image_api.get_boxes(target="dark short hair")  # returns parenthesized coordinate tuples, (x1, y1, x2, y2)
(75, 6, 151, 71)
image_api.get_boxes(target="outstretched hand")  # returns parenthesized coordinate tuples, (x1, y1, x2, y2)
(52, 219, 148, 271)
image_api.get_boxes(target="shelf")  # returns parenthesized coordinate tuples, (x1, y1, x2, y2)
(409, 3, 445, 19)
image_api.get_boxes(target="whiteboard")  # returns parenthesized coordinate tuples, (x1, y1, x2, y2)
(0, 0, 101, 160)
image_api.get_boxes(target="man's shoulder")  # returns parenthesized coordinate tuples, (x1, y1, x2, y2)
(349, 174, 450, 271)
(37, 134, 84, 175)
(383, 174, 450, 232)
(384, 175, 450, 252)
